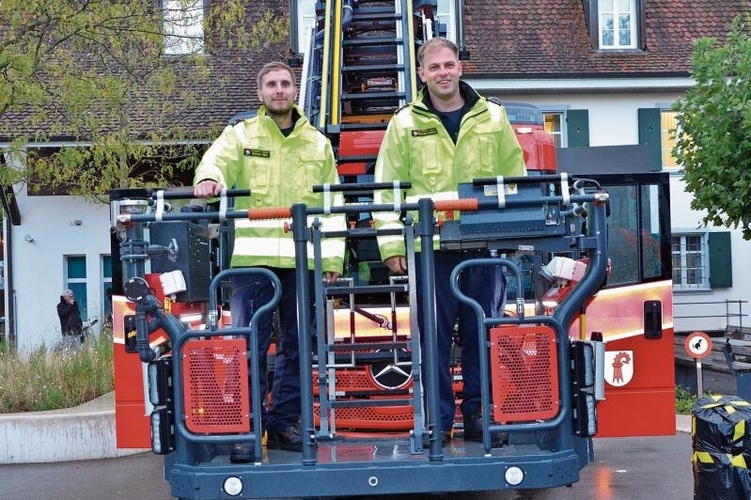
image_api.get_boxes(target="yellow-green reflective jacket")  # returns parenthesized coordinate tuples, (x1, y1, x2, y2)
(373, 84, 527, 260)
(194, 105, 345, 273)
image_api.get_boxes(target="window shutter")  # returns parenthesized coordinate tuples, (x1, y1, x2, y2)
(582, 0, 598, 48)
(566, 110, 590, 147)
(708, 231, 732, 288)
(637, 0, 647, 50)
(638, 108, 661, 171)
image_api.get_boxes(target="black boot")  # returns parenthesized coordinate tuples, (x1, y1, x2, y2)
(230, 443, 254, 463)
(266, 422, 304, 452)
(463, 412, 508, 447)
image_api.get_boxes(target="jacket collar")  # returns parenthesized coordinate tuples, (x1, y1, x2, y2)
(418, 80, 480, 116)
(257, 104, 306, 130)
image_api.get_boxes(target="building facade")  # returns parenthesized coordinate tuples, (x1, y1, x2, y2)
(2, 0, 750, 350)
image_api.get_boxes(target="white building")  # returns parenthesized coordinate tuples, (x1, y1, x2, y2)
(2, 0, 750, 350)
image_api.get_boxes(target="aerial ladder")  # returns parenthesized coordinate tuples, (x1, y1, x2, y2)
(303, 0, 436, 178)
(299, 0, 440, 436)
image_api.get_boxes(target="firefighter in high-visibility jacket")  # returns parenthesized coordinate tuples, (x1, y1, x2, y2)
(194, 61, 345, 462)
(374, 38, 526, 446)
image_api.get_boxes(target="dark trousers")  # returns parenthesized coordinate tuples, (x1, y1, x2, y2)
(415, 250, 498, 433)
(230, 268, 313, 433)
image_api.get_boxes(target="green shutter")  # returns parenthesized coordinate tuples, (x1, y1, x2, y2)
(708, 232, 732, 288)
(566, 110, 589, 147)
(638, 108, 661, 171)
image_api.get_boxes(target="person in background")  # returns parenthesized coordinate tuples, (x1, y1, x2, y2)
(193, 61, 345, 462)
(373, 37, 526, 445)
(57, 289, 82, 348)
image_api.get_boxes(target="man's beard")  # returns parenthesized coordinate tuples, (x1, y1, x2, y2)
(265, 100, 294, 117)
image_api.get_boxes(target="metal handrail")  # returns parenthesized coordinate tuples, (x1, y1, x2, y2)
(673, 299, 748, 331)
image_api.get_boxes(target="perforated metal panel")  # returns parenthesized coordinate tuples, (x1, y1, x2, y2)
(183, 338, 250, 434)
(314, 401, 414, 431)
(490, 324, 560, 422)
(312, 369, 413, 430)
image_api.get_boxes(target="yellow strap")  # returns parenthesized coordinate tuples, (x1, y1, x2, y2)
(730, 454, 748, 468)
(694, 451, 749, 468)
(700, 395, 751, 409)
(733, 421, 746, 443)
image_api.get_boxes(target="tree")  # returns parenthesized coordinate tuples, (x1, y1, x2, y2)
(0, 1, 288, 199)
(673, 16, 751, 240)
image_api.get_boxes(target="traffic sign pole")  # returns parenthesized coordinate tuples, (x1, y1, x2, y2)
(684, 331, 713, 397)
(695, 360, 703, 397)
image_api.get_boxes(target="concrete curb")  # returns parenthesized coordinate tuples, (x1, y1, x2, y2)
(0, 390, 692, 464)
(676, 414, 691, 433)
(0, 392, 148, 464)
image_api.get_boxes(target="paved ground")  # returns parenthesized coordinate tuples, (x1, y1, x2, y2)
(1, 431, 695, 500)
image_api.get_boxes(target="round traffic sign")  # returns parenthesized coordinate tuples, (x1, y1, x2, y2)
(684, 331, 712, 359)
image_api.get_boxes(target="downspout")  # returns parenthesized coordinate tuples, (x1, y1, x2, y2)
(5, 220, 13, 348)
(0, 189, 17, 349)
(288, 0, 303, 66)
(455, 0, 470, 60)
(289, 0, 299, 52)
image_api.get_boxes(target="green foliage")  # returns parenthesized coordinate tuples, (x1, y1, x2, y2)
(676, 386, 699, 414)
(0, 328, 114, 413)
(673, 15, 751, 240)
(0, 1, 289, 198)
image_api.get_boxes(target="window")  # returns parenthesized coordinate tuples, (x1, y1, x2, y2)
(435, 0, 456, 41)
(661, 110, 679, 169)
(584, 0, 644, 51)
(66, 256, 88, 321)
(102, 256, 113, 322)
(293, 0, 317, 54)
(543, 112, 564, 148)
(672, 234, 708, 290)
(599, 0, 636, 49)
(163, 0, 206, 55)
(607, 184, 668, 286)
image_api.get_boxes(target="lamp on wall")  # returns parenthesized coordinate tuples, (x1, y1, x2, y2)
(24, 234, 34, 243)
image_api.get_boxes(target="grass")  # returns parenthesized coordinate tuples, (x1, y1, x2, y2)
(0, 327, 114, 413)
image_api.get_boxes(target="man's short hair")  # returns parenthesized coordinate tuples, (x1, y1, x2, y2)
(417, 37, 459, 66)
(62, 289, 74, 298)
(256, 61, 296, 89)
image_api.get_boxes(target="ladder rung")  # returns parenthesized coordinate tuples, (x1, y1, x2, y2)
(328, 341, 411, 352)
(352, 13, 402, 21)
(342, 64, 404, 73)
(332, 351, 412, 363)
(343, 37, 403, 47)
(325, 284, 408, 296)
(340, 117, 390, 125)
(325, 389, 410, 398)
(351, 6, 401, 16)
(328, 398, 413, 408)
(337, 154, 378, 164)
(352, 7, 403, 21)
(342, 91, 405, 100)
(340, 123, 389, 131)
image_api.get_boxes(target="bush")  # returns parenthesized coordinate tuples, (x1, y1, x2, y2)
(676, 386, 700, 414)
(0, 327, 114, 413)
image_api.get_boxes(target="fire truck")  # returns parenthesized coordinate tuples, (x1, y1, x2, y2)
(110, 1, 674, 498)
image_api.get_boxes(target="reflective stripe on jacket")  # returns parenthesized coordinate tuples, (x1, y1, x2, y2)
(373, 83, 527, 260)
(194, 104, 345, 273)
